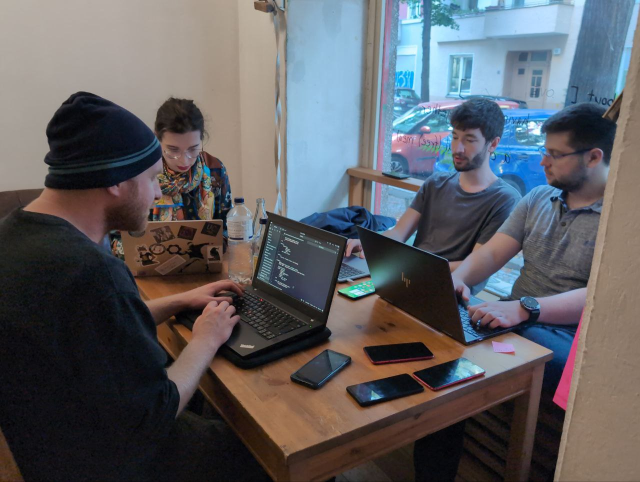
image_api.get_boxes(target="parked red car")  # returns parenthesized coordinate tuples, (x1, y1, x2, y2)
(390, 99, 519, 177)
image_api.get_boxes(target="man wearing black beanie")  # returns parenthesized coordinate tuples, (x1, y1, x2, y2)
(0, 93, 268, 481)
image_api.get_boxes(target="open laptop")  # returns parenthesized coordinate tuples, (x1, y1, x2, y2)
(120, 220, 223, 277)
(338, 254, 370, 282)
(357, 226, 517, 345)
(215, 213, 346, 359)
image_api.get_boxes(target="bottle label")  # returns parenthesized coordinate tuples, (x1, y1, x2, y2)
(228, 220, 252, 240)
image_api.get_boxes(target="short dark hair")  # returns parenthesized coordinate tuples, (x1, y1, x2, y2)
(155, 97, 208, 142)
(542, 102, 616, 165)
(449, 98, 505, 143)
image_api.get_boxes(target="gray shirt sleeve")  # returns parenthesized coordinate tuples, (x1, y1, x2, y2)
(497, 192, 531, 244)
(476, 192, 521, 245)
(409, 179, 430, 214)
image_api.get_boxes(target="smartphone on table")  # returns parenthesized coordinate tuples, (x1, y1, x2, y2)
(381, 171, 410, 180)
(412, 357, 485, 391)
(346, 373, 424, 407)
(338, 280, 375, 300)
(364, 342, 434, 364)
(290, 349, 351, 389)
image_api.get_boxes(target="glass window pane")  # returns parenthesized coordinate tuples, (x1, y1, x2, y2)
(518, 52, 528, 62)
(531, 51, 548, 62)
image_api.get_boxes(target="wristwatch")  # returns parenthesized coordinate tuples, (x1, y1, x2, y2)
(519, 296, 540, 323)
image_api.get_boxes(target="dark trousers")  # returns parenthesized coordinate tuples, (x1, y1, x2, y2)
(414, 421, 467, 482)
(150, 410, 271, 482)
(515, 322, 577, 396)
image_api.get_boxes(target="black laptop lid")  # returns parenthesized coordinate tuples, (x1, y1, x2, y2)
(356, 226, 466, 341)
(252, 213, 346, 323)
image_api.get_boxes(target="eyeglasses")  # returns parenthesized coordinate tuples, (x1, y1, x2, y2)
(162, 147, 201, 161)
(538, 146, 594, 161)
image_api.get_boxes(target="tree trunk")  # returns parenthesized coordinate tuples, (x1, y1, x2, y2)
(565, 0, 634, 107)
(421, 0, 432, 101)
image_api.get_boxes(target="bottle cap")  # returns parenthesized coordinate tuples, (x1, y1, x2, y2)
(234, 197, 245, 203)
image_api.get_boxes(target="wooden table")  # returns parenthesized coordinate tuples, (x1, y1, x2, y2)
(138, 273, 552, 482)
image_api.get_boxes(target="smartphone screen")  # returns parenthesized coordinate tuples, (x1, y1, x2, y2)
(346, 373, 424, 407)
(412, 357, 485, 391)
(290, 349, 351, 389)
(381, 171, 410, 179)
(364, 342, 434, 364)
(338, 280, 375, 299)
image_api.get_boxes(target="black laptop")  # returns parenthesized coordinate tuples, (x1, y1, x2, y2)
(357, 226, 516, 345)
(210, 213, 346, 359)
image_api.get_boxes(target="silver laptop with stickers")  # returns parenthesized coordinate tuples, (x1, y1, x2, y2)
(120, 220, 223, 276)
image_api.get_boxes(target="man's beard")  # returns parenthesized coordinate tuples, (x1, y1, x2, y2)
(105, 184, 150, 233)
(549, 160, 588, 192)
(453, 149, 486, 172)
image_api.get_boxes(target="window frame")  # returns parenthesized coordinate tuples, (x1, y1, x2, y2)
(448, 54, 474, 97)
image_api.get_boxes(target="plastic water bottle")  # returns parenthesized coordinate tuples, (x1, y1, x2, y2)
(252, 218, 268, 275)
(227, 197, 253, 284)
(253, 198, 267, 235)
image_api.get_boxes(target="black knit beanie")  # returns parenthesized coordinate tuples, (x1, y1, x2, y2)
(44, 92, 162, 189)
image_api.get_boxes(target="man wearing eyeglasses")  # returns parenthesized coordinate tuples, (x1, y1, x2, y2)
(453, 102, 616, 395)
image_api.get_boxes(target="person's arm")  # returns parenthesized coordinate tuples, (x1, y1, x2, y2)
(345, 208, 421, 257)
(449, 243, 483, 272)
(469, 288, 586, 329)
(166, 300, 239, 414)
(144, 280, 244, 325)
(452, 233, 522, 300)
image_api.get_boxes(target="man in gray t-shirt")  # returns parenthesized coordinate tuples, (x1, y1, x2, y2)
(452, 103, 616, 395)
(346, 98, 520, 277)
(409, 171, 519, 262)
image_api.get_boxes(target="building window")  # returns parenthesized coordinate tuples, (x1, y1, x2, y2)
(530, 69, 543, 98)
(531, 51, 548, 62)
(449, 55, 473, 96)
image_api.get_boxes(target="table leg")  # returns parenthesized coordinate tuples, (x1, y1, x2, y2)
(505, 364, 544, 481)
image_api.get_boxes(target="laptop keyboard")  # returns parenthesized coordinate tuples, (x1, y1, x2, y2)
(339, 263, 367, 279)
(235, 291, 306, 340)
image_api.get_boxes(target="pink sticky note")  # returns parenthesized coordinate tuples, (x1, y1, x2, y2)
(492, 341, 515, 354)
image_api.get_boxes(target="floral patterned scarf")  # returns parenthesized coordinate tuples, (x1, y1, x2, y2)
(152, 156, 215, 221)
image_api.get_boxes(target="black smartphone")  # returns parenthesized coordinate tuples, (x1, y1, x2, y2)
(412, 357, 485, 391)
(346, 373, 424, 407)
(290, 349, 351, 389)
(338, 280, 375, 299)
(364, 342, 434, 365)
(381, 171, 410, 180)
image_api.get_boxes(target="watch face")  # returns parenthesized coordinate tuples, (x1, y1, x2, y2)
(521, 297, 539, 310)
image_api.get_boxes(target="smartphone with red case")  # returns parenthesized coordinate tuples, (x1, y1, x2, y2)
(412, 357, 485, 391)
(363, 342, 434, 364)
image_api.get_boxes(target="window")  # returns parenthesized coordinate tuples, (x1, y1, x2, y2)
(449, 55, 473, 96)
(369, 0, 639, 294)
(514, 119, 546, 147)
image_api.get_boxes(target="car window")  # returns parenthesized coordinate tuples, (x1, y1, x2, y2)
(393, 106, 429, 134)
(423, 112, 451, 132)
(514, 119, 546, 147)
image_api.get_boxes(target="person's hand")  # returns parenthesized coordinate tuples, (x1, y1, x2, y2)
(468, 300, 528, 329)
(191, 300, 240, 350)
(181, 280, 244, 311)
(451, 273, 470, 303)
(345, 238, 365, 258)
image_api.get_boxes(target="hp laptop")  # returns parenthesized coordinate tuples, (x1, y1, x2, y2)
(120, 220, 223, 276)
(338, 254, 370, 282)
(220, 213, 346, 359)
(357, 226, 517, 345)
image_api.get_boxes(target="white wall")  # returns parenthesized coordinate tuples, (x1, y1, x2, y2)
(0, 0, 276, 208)
(285, 0, 367, 220)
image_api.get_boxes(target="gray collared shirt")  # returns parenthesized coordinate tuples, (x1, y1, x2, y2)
(498, 185, 602, 300)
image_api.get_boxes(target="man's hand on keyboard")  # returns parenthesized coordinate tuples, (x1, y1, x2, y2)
(345, 238, 365, 258)
(451, 273, 471, 304)
(192, 300, 241, 350)
(181, 280, 245, 311)
(469, 300, 529, 330)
